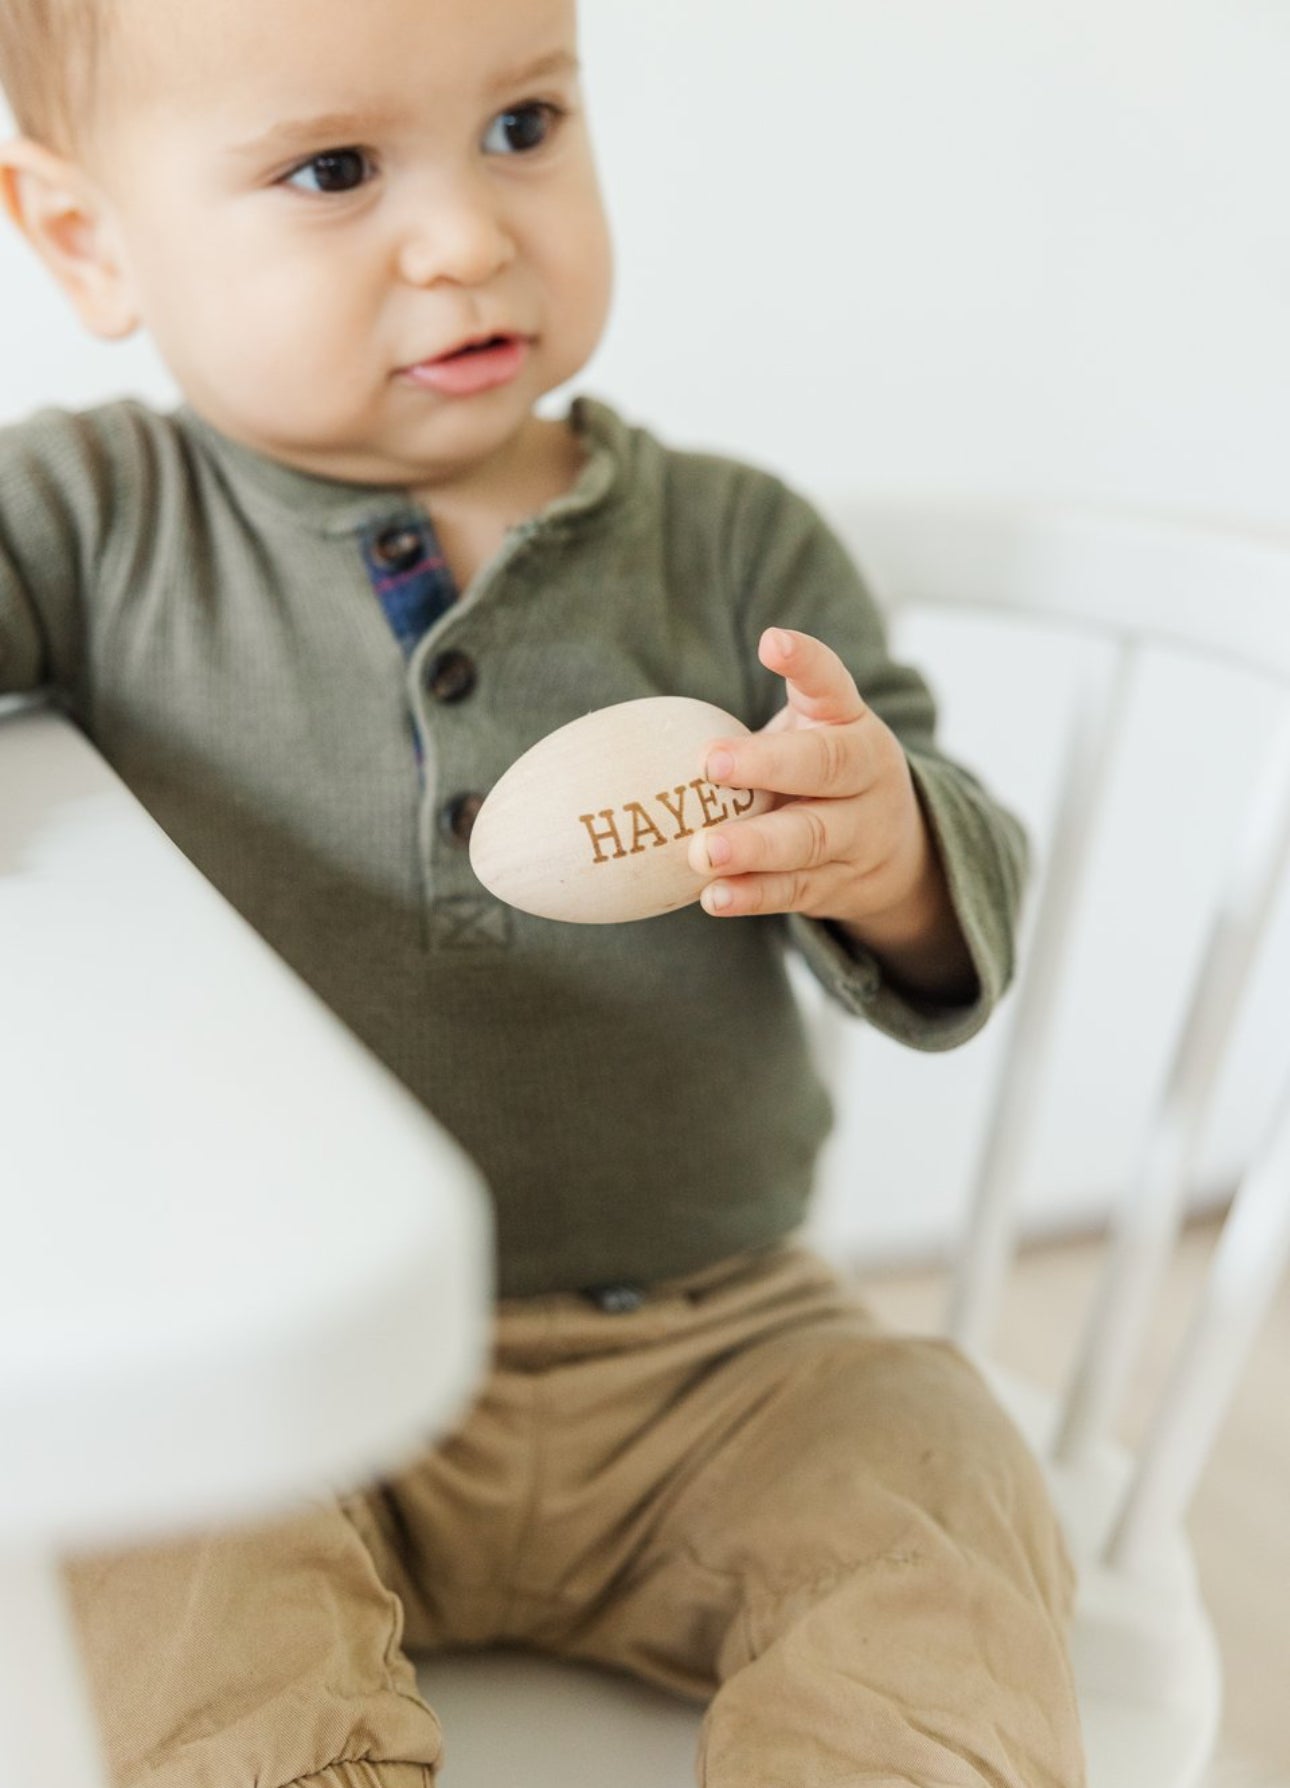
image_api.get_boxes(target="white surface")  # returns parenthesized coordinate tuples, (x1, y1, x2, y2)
(581, 1, 1290, 528)
(0, 1549, 111, 1788)
(0, 702, 493, 1550)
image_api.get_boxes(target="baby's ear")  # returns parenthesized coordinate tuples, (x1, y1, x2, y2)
(0, 137, 139, 340)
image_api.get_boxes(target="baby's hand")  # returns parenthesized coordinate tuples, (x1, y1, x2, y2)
(689, 628, 976, 1000)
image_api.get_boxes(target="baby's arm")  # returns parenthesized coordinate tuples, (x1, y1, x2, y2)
(0, 405, 143, 706)
(1, 411, 85, 700)
(703, 466, 1027, 1050)
(0, 441, 55, 697)
(692, 625, 977, 1005)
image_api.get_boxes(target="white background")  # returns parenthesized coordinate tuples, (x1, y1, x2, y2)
(3, 1, 1289, 1260)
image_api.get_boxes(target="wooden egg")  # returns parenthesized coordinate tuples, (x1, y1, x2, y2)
(468, 696, 773, 923)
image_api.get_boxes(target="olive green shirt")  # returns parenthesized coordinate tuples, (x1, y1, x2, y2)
(0, 395, 1026, 1295)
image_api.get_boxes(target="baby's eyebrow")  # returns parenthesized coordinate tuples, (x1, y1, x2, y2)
(487, 49, 580, 95)
(227, 53, 579, 164)
(228, 110, 403, 163)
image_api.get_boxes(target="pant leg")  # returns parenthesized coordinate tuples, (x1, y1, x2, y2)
(687, 1320, 1085, 1787)
(62, 1498, 444, 1788)
(491, 1245, 1085, 1788)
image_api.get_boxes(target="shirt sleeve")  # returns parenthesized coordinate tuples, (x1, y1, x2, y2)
(0, 406, 129, 704)
(726, 466, 1029, 1052)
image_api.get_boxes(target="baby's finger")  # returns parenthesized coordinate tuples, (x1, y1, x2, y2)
(706, 715, 876, 800)
(758, 628, 867, 727)
(686, 800, 849, 879)
(699, 868, 836, 919)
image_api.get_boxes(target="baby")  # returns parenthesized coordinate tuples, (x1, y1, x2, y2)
(0, 1, 1085, 1784)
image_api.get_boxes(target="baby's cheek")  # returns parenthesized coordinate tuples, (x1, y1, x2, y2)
(221, 279, 368, 419)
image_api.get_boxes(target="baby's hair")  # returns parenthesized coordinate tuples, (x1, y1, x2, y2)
(0, 0, 115, 157)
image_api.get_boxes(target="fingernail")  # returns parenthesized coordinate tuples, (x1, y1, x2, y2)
(707, 750, 735, 781)
(771, 628, 793, 656)
(704, 881, 733, 913)
(705, 833, 732, 868)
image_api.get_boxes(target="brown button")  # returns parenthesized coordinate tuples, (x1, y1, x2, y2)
(427, 650, 477, 703)
(442, 793, 485, 846)
(372, 524, 425, 573)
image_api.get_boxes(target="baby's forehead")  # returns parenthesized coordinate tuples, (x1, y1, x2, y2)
(101, 0, 579, 141)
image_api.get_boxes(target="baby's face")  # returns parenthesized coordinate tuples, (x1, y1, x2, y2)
(85, 0, 612, 488)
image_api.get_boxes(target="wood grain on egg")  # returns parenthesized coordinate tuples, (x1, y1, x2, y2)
(469, 697, 773, 923)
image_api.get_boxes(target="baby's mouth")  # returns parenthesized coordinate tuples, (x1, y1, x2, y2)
(432, 333, 518, 363)
(399, 334, 531, 395)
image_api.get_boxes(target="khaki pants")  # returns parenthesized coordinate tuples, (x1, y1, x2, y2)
(65, 1243, 1085, 1788)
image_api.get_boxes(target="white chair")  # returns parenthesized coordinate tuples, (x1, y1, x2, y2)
(6, 503, 1288, 1788)
(419, 502, 1290, 1788)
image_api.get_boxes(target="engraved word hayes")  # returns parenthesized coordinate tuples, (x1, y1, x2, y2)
(578, 778, 758, 866)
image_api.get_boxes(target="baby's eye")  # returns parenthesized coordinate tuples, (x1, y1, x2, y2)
(282, 147, 376, 196)
(482, 101, 564, 156)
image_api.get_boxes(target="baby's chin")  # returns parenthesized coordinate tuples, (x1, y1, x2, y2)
(185, 398, 532, 490)
(369, 390, 576, 489)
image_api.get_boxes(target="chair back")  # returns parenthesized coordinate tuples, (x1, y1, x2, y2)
(793, 499, 1290, 1783)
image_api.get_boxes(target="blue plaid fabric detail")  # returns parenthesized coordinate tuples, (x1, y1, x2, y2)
(360, 518, 460, 773)
(361, 519, 458, 657)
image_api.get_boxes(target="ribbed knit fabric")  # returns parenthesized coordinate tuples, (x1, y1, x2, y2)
(0, 395, 1026, 1295)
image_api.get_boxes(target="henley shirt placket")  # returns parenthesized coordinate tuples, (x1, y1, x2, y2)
(360, 511, 508, 951)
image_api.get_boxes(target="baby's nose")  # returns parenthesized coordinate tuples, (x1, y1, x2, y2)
(397, 187, 516, 288)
